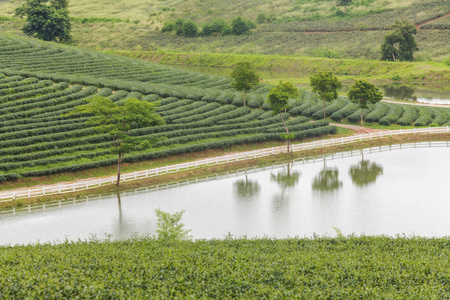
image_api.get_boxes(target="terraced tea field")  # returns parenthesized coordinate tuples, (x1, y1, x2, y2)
(291, 96, 450, 126)
(1, 34, 448, 183)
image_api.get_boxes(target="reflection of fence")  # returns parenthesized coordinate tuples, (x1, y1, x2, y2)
(1, 141, 449, 216)
(1, 126, 448, 202)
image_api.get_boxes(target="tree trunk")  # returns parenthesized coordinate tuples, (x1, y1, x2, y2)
(391, 52, 396, 62)
(360, 107, 364, 126)
(279, 112, 290, 153)
(344, 4, 347, 14)
(323, 100, 326, 119)
(244, 91, 247, 107)
(116, 153, 122, 185)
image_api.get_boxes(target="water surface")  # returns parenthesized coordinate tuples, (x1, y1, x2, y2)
(1, 142, 449, 245)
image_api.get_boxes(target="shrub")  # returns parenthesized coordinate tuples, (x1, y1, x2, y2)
(161, 21, 176, 32)
(182, 20, 198, 37)
(231, 16, 256, 35)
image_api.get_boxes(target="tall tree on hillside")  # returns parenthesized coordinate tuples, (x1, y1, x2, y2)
(67, 96, 165, 185)
(310, 72, 342, 119)
(15, 0, 72, 43)
(381, 20, 418, 62)
(231, 62, 260, 107)
(336, 0, 352, 14)
(267, 81, 299, 153)
(348, 80, 383, 125)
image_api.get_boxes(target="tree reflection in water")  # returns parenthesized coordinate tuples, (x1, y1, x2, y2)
(312, 158, 343, 193)
(270, 161, 300, 212)
(349, 151, 384, 186)
(270, 161, 300, 190)
(233, 169, 260, 201)
(381, 85, 416, 101)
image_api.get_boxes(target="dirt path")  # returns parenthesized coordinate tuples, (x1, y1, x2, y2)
(381, 99, 450, 108)
(416, 12, 450, 30)
(329, 123, 387, 135)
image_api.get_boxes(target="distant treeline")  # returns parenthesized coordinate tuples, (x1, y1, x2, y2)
(161, 17, 256, 37)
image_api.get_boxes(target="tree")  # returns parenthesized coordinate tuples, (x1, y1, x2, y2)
(231, 62, 260, 107)
(15, 0, 72, 43)
(381, 20, 418, 62)
(155, 209, 192, 241)
(231, 16, 256, 35)
(67, 96, 165, 185)
(182, 20, 198, 37)
(336, 0, 352, 14)
(267, 81, 299, 153)
(310, 72, 342, 119)
(348, 80, 383, 125)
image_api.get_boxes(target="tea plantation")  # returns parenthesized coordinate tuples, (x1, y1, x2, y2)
(1, 237, 450, 298)
(0, 34, 339, 182)
(1, 34, 450, 182)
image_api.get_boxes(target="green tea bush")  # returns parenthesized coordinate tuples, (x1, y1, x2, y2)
(364, 103, 390, 123)
(397, 106, 419, 126)
(3, 237, 450, 298)
(379, 105, 404, 126)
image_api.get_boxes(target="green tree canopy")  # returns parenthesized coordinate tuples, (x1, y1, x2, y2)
(381, 20, 418, 62)
(67, 96, 165, 185)
(231, 62, 260, 107)
(336, 0, 352, 14)
(310, 72, 342, 119)
(348, 80, 383, 125)
(15, 0, 72, 43)
(267, 81, 299, 153)
(231, 16, 256, 35)
(182, 20, 198, 37)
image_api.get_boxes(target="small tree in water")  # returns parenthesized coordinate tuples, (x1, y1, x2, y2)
(155, 209, 192, 241)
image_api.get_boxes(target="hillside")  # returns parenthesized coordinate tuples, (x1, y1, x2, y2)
(0, 34, 338, 182)
(0, 0, 449, 61)
(0, 34, 449, 184)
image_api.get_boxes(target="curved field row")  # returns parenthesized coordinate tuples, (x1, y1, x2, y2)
(0, 73, 335, 182)
(0, 35, 267, 95)
(290, 96, 450, 126)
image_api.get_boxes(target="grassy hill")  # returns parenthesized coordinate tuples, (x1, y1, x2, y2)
(0, 0, 449, 61)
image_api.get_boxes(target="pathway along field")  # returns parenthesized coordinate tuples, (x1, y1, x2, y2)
(1, 127, 448, 203)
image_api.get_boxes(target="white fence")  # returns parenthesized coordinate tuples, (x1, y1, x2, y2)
(1, 126, 448, 202)
(1, 140, 448, 217)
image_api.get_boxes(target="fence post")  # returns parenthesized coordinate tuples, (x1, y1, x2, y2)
(28, 189, 30, 198)
(43, 187, 45, 195)
(13, 191, 16, 201)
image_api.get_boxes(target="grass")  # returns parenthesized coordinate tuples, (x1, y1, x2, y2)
(0, 0, 448, 61)
(109, 50, 450, 85)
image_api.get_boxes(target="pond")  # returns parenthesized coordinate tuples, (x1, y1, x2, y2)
(0, 142, 449, 245)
